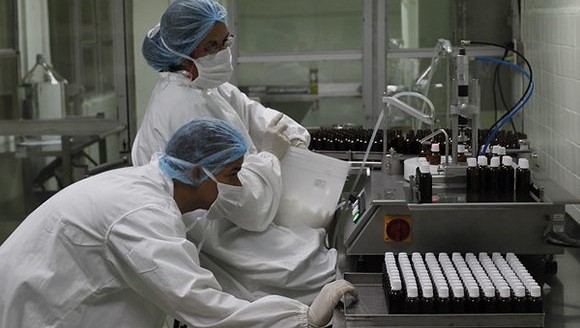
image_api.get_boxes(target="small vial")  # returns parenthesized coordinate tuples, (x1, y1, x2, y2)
(467, 285, 481, 313)
(422, 286, 435, 313)
(466, 157, 480, 202)
(437, 286, 451, 313)
(482, 285, 497, 313)
(452, 286, 465, 313)
(389, 279, 404, 313)
(498, 286, 512, 313)
(501, 155, 515, 201)
(478, 156, 490, 201)
(406, 286, 420, 313)
(429, 143, 441, 165)
(516, 158, 531, 201)
(528, 285, 543, 313)
(489, 157, 501, 201)
(457, 144, 467, 163)
(513, 285, 527, 313)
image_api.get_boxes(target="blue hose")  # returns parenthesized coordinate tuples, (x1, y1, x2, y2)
(474, 56, 534, 155)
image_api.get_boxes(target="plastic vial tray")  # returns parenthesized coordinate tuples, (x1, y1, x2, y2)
(343, 273, 544, 327)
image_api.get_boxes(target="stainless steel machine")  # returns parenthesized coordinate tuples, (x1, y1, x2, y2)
(330, 166, 578, 327)
(324, 41, 580, 327)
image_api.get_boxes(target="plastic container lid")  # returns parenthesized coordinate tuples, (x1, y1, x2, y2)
(431, 143, 440, 152)
(513, 285, 526, 298)
(391, 279, 402, 291)
(529, 285, 542, 297)
(467, 157, 477, 167)
(438, 286, 450, 298)
(492, 145, 500, 155)
(498, 146, 507, 156)
(490, 157, 500, 167)
(477, 156, 488, 166)
(483, 285, 496, 298)
(518, 158, 529, 169)
(452, 286, 465, 298)
(419, 163, 430, 174)
(499, 286, 511, 298)
(421, 286, 433, 298)
(458, 144, 466, 153)
(407, 286, 419, 298)
(468, 285, 480, 298)
(502, 155, 513, 166)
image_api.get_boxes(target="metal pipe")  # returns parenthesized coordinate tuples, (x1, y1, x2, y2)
(419, 128, 450, 166)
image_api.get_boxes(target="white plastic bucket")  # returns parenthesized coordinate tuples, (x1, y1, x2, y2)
(275, 147, 351, 229)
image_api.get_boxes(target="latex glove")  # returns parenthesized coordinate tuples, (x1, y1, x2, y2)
(307, 280, 358, 328)
(262, 113, 291, 159)
(290, 139, 309, 149)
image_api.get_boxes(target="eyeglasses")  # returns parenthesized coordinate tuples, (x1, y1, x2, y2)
(199, 34, 235, 56)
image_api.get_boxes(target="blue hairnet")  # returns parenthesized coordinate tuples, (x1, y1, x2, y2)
(159, 118, 248, 186)
(142, 0, 227, 71)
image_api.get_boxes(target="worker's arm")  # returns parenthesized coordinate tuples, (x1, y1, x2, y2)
(105, 205, 310, 328)
(218, 83, 311, 149)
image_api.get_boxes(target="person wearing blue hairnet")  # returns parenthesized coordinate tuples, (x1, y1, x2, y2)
(132, 0, 338, 308)
(0, 118, 357, 328)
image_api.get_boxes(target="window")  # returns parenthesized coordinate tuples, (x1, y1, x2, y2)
(0, 0, 19, 120)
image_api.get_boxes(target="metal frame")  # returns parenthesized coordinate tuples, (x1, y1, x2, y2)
(0, 0, 20, 119)
(113, 0, 135, 152)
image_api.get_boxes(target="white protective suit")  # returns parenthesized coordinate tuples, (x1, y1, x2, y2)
(132, 72, 337, 303)
(0, 158, 311, 328)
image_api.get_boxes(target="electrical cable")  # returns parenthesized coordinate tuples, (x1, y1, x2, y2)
(469, 41, 533, 149)
(492, 48, 517, 132)
(474, 56, 533, 154)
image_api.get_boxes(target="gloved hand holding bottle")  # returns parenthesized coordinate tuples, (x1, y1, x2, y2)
(262, 113, 291, 159)
(308, 280, 358, 327)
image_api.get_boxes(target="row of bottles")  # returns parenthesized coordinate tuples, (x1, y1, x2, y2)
(382, 252, 543, 314)
(308, 128, 383, 152)
(308, 128, 527, 154)
(466, 156, 531, 202)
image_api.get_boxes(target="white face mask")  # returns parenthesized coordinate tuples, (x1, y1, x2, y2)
(190, 48, 233, 89)
(160, 36, 233, 89)
(201, 167, 243, 221)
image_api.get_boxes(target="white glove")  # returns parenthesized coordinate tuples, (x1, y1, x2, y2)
(307, 280, 358, 328)
(262, 113, 291, 159)
(290, 139, 309, 149)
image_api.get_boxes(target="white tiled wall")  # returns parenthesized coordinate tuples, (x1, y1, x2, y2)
(522, 1, 580, 220)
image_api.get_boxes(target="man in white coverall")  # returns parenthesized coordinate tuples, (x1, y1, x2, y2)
(133, 0, 338, 305)
(0, 118, 357, 328)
